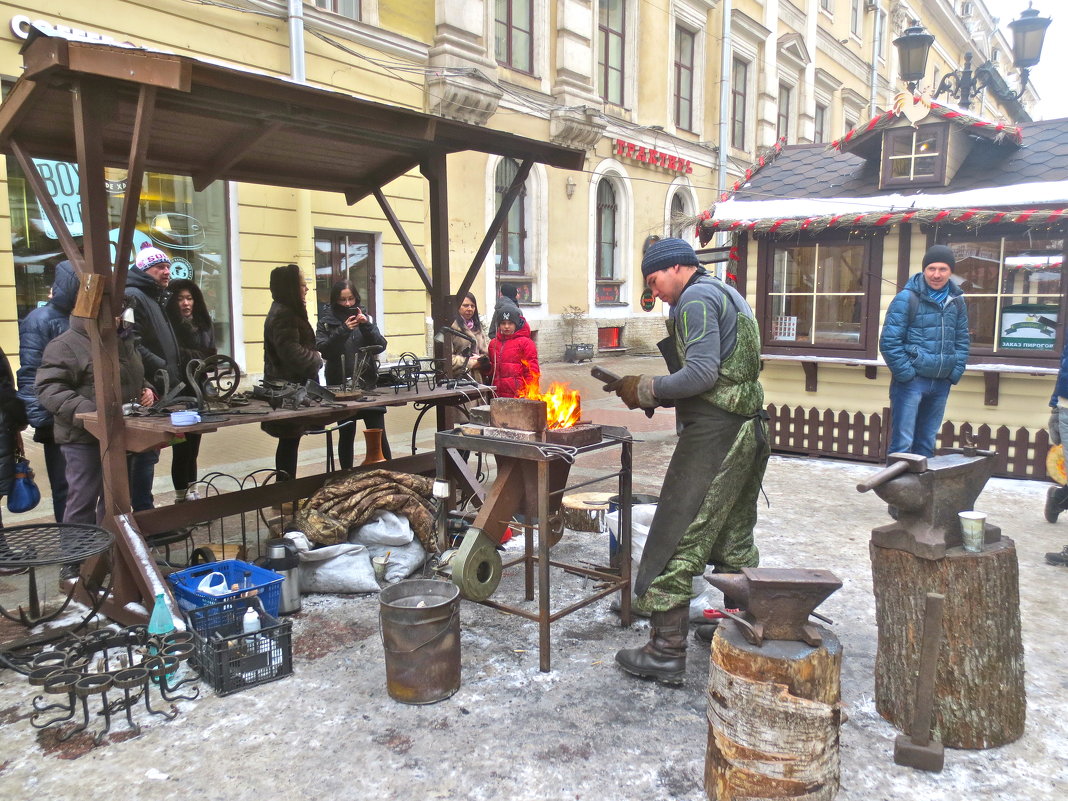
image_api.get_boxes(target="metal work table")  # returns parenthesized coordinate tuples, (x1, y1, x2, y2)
(435, 425, 634, 672)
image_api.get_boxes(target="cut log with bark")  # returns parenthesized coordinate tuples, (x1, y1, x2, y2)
(869, 538, 1025, 749)
(561, 492, 613, 533)
(705, 621, 843, 801)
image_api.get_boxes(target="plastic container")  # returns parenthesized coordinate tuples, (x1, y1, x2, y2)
(606, 494, 659, 564)
(379, 579, 460, 704)
(188, 598, 292, 696)
(167, 559, 284, 617)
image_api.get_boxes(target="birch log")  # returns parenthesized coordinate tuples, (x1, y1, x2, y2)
(705, 621, 843, 801)
(561, 492, 613, 533)
(869, 538, 1025, 749)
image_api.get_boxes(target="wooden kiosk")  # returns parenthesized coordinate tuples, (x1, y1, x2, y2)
(0, 29, 584, 622)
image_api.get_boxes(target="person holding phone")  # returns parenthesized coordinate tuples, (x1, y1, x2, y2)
(315, 280, 390, 468)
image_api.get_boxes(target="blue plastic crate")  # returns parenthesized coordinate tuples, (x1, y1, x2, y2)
(167, 559, 284, 619)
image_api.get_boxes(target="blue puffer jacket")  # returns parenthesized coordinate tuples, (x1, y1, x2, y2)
(1050, 347, 1068, 407)
(16, 261, 79, 430)
(879, 272, 970, 384)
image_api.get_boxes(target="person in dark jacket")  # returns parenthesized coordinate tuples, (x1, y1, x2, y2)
(0, 346, 28, 530)
(488, 283, 522, 338)
(315, 280, 391, 468)
(16, 261, 78, 521)
(35, 314, 153, 527)
(165, 279, 217, 502)
(879, 244, 970, 458)
(1043, 346, 1068, 562)
(262, 264, 323, 480)
(486, 309, 539, 398)
(125, 245, 182, 510)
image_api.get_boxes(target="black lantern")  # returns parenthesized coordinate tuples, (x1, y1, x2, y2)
(893, 21, 935, 92)
(1008, 4, 1052, 69)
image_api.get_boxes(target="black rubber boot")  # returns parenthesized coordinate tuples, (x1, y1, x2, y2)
(615, 606, 689, 685)
(1045, 485, 1068, 524)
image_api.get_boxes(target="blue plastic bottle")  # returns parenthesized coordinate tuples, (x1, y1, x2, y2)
(148, 593, 176, 683)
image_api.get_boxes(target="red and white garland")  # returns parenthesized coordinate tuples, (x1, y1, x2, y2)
(701, 206, 1066, 237)
(830, 97, 1023, 151)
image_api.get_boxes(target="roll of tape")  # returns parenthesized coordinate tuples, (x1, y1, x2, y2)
(451, 527, 502, 602)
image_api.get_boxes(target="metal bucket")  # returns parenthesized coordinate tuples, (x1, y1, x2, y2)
(379, 579, 461, 704)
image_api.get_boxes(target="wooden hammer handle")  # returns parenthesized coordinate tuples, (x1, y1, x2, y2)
(909, 592, 946, 746)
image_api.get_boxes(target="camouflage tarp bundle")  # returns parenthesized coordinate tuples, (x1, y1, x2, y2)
(294, 469, 438, 552)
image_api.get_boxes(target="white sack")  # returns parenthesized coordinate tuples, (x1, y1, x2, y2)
(365, 539, 427, 584)
(350, 511, 415, 547)
(297, 542, 379, 594)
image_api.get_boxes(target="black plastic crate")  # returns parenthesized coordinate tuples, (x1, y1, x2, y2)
(188, 599, 293, 696)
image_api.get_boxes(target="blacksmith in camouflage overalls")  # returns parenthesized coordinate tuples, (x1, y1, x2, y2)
(604, 237, 769, 685)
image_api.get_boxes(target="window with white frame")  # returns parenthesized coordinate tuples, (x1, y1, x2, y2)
(851, 0, 862, 37)
(777, 83, 792, 142)
(313, 0, 359, 20)
(598, 0, 626, 106)
(731, 57, 749, 150)
(814, 104, 827, 144)
(495, 0, 534, 74)
(494, 158, 533, 301)
(675, 25, 695, 131)
(595, 178, 622, 303)
(820, 0, 833, 13)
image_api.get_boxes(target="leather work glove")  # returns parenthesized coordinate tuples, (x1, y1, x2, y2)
(1051, 407, 1062, 446)
(604, 375, 656, 417)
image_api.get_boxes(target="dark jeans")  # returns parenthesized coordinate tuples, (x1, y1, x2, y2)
(171, 434, 202, 491)
(888, 376, 952, 458)
(128, 449, 160, 511)
(43, 440, 68, 522)
(276, 437, 301, 480)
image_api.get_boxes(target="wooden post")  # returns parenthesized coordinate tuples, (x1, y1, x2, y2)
(705, 622, 843, 801)
(870, 538, 1025, 749)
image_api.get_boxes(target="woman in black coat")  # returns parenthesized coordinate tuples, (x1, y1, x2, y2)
(165, 279, 216, 501)
(262, 264, 323, 480)
(315, 280, 391, 467)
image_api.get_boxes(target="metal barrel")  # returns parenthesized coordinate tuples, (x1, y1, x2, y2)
(379, 579, 461, 704)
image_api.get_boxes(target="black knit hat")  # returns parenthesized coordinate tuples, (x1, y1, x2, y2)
(501, 284, 519, 300)
(922, 244, 955, 271)
(641, 237, 700, 277)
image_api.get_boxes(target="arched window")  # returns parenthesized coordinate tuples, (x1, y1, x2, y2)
(670, 192, 687, 238)
(596, 179, 620, 302)
(495, 157, 530, 299)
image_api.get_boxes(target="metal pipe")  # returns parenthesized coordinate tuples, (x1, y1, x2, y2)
(717, 0, 732, 200)
(287, 0, 306, 84)
(869, 1, 884, 118)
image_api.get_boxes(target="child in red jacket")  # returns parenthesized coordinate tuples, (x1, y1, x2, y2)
(487, 310, 539, 398)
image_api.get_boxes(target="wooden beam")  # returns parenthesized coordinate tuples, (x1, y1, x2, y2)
(984, 371, 1000, 406)
(193, 119, 285, 191)
(455, 158, 534, 304)
(344, 157, 422, 205)
(111, 85, 157, 314)
(9, 140, 87, 274)
(373, 188, 432, 293)
(423, 151, 452, 432)
(23, 34, 191, 91)
(0, 78, 44, 148)
(802, 361, 818, 392)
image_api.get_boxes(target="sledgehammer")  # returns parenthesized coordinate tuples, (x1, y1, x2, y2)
(893, 592, 946, 772)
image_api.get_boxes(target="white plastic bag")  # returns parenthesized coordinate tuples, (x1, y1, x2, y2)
(365, 539, 426, 584)
(297, 542, 379, 594)
(606, 503, 658, 608)
(196, 571, 230, 596)
(350, 511, 415, 547)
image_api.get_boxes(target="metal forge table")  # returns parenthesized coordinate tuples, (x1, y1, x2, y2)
(435, 425, 634, 672)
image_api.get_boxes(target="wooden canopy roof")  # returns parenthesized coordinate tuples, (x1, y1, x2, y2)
(0, 31, 584, 202)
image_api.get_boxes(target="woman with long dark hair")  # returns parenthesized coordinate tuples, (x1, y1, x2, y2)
(165, 279, 216, 501)
(449, 292, 489, 382)
(315, 280, 391, 467)
(262, 264, 323, 480)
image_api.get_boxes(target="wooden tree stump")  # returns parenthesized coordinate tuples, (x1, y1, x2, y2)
(869, 538, 1025, 749)
(705, 621, 843, 801)
(561, 492, 613, 533)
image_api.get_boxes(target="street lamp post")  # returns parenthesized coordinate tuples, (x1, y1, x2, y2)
(892, 4, 1051, 112)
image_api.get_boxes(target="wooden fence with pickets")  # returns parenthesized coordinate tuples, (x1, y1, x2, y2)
(766, 404, 1050, 480)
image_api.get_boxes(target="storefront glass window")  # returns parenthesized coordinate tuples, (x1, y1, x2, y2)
(7, 160, 232, 355)
(767, 242, 865, 345)
(947, 234, 1064, 354)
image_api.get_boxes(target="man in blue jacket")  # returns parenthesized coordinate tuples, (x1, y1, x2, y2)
(1043, 346, 1068, 565)
(879, 244, 970, 458)
(16, 261, 78, 521)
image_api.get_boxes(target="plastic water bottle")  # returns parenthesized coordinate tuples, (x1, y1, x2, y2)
(148, 593, 175, 683)
(242, 604, 261, 648)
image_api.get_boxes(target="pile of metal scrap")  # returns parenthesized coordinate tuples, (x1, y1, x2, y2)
(293, 469, 439, 552)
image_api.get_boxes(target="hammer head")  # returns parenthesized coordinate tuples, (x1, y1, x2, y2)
(893, 734, 944, 772)
(888, 453, 928, 472)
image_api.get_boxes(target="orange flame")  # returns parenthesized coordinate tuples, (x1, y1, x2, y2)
(517, 372, 581, 429)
